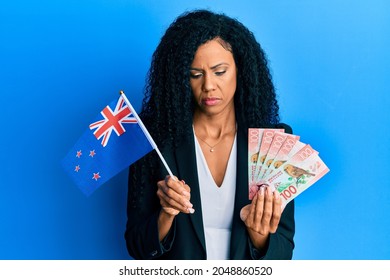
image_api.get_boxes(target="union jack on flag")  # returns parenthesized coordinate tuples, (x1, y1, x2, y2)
(61, 93, 154, 196)
(89, 95, 137, 147)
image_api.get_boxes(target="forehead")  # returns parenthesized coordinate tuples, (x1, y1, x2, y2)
(192, 39, 234, 66)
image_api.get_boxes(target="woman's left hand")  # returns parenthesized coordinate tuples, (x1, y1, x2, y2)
(240, 186, 282, 250)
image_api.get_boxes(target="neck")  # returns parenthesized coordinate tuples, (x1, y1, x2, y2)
(193, 109, 236, 139)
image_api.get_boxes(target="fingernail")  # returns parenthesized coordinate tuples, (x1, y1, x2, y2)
(188, 208, 195, 214)
(274, 190, 280, 199)
(181, 180, 186, 185)
(260, 187, 265, 195)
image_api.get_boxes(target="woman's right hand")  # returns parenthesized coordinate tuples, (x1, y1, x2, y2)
(157, 175, 194, 216)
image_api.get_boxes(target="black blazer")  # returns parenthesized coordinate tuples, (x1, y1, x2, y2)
(125, 124, 295, 260)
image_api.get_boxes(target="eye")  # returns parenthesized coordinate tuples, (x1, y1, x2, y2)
(215, 70, 226, 76)
(190, 72, 203, 79)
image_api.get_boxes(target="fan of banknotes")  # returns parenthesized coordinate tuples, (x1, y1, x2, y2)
(248, 128, 329, 207)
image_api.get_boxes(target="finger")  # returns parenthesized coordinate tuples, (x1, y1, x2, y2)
(165, 176, 189, 197)
(161, 177, 191, 202)
(269, 191, 282, 233)
(180, 180, 191, 199)
(252, 186, 267, 232)
(164, 175, 178, 188)
(246, 192, 258, 226)
(158, 179, 192, 208)
(159, 177, 195, 214)
(260, 186, 273, 233)
(176, 179, 193, 212)
(162, 206, 179, 216)
(245, 187, 262, 232)
(240, 204, 251, 221)
(157, 187, 193, 213)
(180, 181, 194, 213)
(165, 175, 178, 183)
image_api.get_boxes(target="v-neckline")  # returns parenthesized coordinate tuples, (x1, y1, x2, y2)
(194, 130, 237, 188)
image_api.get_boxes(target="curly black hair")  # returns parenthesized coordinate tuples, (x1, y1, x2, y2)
(140, 9, 280, 150)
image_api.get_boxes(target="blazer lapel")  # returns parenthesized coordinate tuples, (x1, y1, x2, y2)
(230, 127, 250, 259)
(174, 133, 207, 253)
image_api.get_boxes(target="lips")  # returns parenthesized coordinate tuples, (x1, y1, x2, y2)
(202, 97, 220, 106)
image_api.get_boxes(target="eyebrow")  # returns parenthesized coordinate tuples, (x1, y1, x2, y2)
(190, 63, 229, 71)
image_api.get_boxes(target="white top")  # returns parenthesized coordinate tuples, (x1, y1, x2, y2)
(194, 132, 237, 260)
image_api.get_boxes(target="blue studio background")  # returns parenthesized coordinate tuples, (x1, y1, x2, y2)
(1, 0, 389, 260)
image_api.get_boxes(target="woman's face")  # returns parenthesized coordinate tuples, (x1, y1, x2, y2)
(190, 39, 237, 117)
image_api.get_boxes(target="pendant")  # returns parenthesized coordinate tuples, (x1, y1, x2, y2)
(210, 148, 214, 152)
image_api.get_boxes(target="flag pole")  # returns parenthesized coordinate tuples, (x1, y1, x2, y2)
(119, 90, 175, 178)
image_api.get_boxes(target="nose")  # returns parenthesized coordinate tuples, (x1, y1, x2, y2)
(202, 73, 216, 92)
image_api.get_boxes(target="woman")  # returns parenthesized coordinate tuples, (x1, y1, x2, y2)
(125, 9, 295, 260)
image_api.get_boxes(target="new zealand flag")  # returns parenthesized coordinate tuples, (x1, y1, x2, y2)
(61, 93, 154, 196)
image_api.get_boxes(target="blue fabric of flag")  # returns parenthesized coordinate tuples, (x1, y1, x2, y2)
(61, 95, 154, 196)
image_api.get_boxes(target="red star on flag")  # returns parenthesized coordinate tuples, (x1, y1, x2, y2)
(92, 172, 101, 181)
(76, 150, 82, 158)
(89, 150, 96, 157)
(75, 165, 80, 172)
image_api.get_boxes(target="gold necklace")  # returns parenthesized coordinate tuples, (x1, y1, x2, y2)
(196, 135, 224, 152)
(195, 127, 237, 152)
